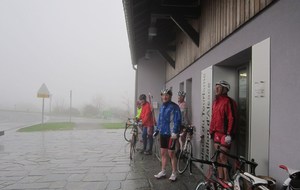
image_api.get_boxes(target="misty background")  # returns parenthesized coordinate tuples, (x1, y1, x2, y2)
(0, 0, 135, 118)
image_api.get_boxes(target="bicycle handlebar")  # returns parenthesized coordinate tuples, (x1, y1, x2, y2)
(126, 118, 141, 126)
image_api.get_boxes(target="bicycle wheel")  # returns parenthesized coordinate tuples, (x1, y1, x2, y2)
(153, 136, 161, 162)
(177, 141, 192, 174)
(130, 134, 137, 160)
(124, 123, 131, 142)
(195, 182, 216, 190)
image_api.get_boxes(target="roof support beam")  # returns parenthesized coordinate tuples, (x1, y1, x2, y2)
(170, 14, 199, 47)
(158, 48, 175, 68)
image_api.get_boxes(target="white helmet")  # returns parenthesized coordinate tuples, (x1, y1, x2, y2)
(177, 91, 186, 97)
(216, 80, 230, 91)
(160, 88, 172, 96)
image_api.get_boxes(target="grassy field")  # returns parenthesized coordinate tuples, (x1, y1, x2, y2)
(17, 122, 75, 132)
(17, 122, 125, 132)
(100, 123, 124, 129)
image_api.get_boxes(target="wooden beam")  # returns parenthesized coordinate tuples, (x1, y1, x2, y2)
(158, 48, 175, 68)
(170, 14, 199, 46)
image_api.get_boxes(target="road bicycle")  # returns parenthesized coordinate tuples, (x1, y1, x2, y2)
(190, 145, 275, 190)
(279, 164, 300, 190)
(124, 118, 141, 160)
(177, 124, 194, 174)
(215, 146, 276, 190)
(193, 158, 271, 190)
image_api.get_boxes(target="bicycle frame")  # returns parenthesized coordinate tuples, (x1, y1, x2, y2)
(215, 146, 273, 190)
(191, 157, 232, 190)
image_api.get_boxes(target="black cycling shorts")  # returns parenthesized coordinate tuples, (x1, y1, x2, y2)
(160, 134, 176, 150)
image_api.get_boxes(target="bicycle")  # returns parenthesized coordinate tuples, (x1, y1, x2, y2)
(216, 146, 276, 190)
(124, 118, 141, 160)
(279, 164, 300, 190)
(177, 124, 194, 174)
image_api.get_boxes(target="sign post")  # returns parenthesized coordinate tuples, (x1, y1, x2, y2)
(37, 83, 50, 124)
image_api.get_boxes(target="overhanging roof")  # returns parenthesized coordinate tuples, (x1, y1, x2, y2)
(123, 0, 201, 67)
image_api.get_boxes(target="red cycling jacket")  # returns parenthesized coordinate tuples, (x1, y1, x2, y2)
(209, 95, 238, 136)
(139, 101, 155, 127)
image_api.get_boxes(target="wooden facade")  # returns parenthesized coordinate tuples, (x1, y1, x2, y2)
(166, 0, 274, 80)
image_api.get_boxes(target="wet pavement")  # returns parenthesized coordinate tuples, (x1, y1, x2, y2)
(0, 123, 201, 190)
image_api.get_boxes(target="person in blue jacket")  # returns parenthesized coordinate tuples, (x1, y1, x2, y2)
(154, 88, 181, 182)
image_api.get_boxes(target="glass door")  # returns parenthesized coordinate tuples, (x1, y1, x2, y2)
(237, 67, 249, 159)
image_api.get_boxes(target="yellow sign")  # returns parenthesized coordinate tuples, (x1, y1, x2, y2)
(37, 83, 50, 98)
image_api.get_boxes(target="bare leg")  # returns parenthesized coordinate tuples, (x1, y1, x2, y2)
(220, 147, 229, 181)
(168, 149, 177, 173)
(214, 143, 229, 181)
(161, 148, 168, 171)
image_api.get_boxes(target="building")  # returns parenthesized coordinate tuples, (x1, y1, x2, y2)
(122, 0, 300, 185)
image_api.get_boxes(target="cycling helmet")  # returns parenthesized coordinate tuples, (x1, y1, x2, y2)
(139, 94, 147, 100)
(178, 91, 186, 97)
(160, 88, 173, 96)
(216, 80, 230, 91)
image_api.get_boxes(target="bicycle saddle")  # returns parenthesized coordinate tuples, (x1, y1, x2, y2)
(244, 172, 268, 185)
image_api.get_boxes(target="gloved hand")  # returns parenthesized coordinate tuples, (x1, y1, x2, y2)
(171, 133, 177, 139)
(153, 130, 159, 138)
(225, 135, 232, 144)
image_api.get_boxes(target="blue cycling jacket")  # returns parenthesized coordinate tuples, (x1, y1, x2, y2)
(157, 101, 181, 136)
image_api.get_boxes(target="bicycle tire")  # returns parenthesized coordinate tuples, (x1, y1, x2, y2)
(195, 182, 216, 190)
(124, 123, 131, 142)
(177, 141, 192, 174)
(153, 136, 161, 162)
(130, 134, 137, 160)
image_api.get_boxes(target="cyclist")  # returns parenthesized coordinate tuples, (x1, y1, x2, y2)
(154, 89, 181, 181)
(135, 100, 142, 119)
(209, 80, 238, 181)
(177, 91, 191, 155)
(138, 94, 155, 155)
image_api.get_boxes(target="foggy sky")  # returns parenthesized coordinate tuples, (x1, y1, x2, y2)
(0, 0, 135, 111)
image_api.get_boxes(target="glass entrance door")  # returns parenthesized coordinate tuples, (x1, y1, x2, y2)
(237, 67, 249, 159)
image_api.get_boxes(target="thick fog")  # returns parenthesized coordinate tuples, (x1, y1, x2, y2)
(0, 1, 135, 113)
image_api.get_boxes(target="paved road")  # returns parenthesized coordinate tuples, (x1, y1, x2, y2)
(0, 112, 202, 190)
(0, 110, 41, 132)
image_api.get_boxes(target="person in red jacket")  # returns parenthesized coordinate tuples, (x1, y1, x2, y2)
(209, 80, 238, 181)
(138, 94, 155, 155)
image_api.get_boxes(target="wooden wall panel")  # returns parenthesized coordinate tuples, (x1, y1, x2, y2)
(166, 0, 274, 80)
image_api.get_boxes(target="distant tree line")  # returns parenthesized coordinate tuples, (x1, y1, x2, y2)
(50, 94, 133, 120)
